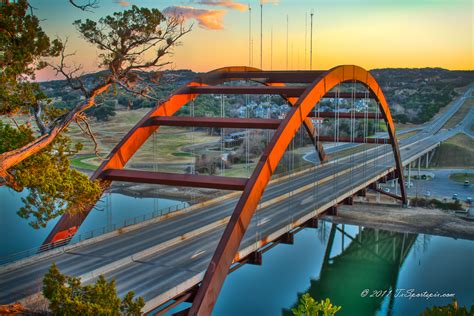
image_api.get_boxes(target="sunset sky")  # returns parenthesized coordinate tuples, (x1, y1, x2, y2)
(32, 0, 473, 81)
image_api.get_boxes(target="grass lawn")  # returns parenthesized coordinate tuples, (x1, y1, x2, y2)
(70, 155, 98, 171)
(430, 133, 474, 168)
(449, 172, 474, 184)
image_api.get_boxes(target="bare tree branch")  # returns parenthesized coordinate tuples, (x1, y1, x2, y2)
(68, 0, 99, 12)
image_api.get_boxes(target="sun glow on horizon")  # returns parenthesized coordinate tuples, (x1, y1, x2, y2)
(33, 0, 472, 81)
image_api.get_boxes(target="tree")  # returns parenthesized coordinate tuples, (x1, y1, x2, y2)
(43, 263, 144, 315)
(92, 101, 116, 122)
(0, 1, 191, 226)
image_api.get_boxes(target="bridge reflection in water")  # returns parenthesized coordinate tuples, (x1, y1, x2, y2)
(284, 224, 417, 316)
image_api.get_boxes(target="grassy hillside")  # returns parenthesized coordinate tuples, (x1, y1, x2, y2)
(443, 97, 474, 129)
(430, 133, 474, 168)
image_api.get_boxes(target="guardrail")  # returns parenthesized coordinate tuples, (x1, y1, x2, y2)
(0, 201, 188, 266)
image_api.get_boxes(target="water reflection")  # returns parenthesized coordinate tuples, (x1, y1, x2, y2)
(214, 222, 473, 316)
(284, 224, 417, 316)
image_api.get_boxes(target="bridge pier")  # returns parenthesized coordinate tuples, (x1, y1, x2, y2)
(343, 196, 354, 205)
(418, 157, 421, 178)
(327, 206, 338, 216)
(278, 232, 294, 245)
(407, 163, 412, 188)
(304, 217, 319, 229)
(356, 188, 367, 197)
(246, 251, 263, 266)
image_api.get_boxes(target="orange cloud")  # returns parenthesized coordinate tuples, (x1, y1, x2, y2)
(163, 6, 227, 30)
(113, 0, 131, 6)
(261, 0, 279, 4)
(198, 0, 247, 12)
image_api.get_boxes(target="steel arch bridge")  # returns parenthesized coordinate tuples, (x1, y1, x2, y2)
(44, 65, 407, 315)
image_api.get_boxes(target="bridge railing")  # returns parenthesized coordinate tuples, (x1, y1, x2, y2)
(0, 201, 188, 266)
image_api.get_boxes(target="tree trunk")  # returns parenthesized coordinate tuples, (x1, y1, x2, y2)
(0, 83, 111, 180)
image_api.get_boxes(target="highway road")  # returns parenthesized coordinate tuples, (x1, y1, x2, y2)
(0, 86, 472, 312)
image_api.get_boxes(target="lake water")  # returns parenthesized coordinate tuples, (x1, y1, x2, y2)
(0, 186, 186, 258)
(164, 223, 474, 316)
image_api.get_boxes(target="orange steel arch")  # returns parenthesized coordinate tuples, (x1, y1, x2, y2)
(42, 66, 326, 246)
(188, 65, 407, 315)
(42, 65, 406, 315)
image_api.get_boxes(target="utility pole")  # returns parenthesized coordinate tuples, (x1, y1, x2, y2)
(270, 25, 273, 70)
(260, 2, 263, 69)
(310, 10, 314, 70)
(248, 4, 252, 66)
(304, 12, 307, 70)
(286, 14, 289, 70)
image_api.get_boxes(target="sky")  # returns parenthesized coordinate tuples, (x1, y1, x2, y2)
(31, 0, 473, 81)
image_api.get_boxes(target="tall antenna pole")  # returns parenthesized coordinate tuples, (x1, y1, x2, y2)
(310, 9, 314, 70)
(249, 4, 252, 66)
(270, 25, 273, 70)
(260, 2, 263, 69)
(304, 12, 307, 70)
(286, 14, 289, 70)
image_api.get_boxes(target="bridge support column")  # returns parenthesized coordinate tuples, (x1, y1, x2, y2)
(327, 206, 338, 216)
(425, 152, 430, 169)
(343, 196, 354, 205)
(407, 163, 412, 188)
(279, 232, 294, 245)
(247, 251, 263, 265)
(418, 157, 421, 178)
(304, 217, 319, 229)
(356, 188, 367, 197)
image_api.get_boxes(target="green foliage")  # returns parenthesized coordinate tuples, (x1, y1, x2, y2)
(410, 197, 464, 211)
(292, 293, 341, 316)
(420, 299, 474, 316)
(0, 122, 101, 228)
(0, 0, 62, 115)
(43, 263, 144, 315)
(92, 100, 117, 121)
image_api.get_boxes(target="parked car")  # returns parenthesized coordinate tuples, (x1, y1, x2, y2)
(424, 191, 431, 197)
(452, 193, 459, 200)
(464, 179, 470, 186)
(467, 197, 472, 205)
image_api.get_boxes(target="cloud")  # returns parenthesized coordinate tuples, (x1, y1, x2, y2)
(113, 0, 131, 6)
(163, 6, 227, 30)
(261, 0, 279, 4)
(197, 0, 247, 12)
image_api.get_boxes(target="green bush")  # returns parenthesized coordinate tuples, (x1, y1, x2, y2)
(292, 293, 341, 316)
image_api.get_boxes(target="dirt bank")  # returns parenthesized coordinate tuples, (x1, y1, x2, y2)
(323, 202, 474, 240)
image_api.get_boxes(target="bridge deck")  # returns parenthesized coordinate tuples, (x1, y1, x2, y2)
(0, 131, 444, 311)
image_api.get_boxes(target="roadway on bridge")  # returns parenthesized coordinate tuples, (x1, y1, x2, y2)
(0, 86, 472, 311)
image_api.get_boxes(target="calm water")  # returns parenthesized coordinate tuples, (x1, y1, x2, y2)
(0, 186, 186, 257)
(165, 223, 474, 316)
